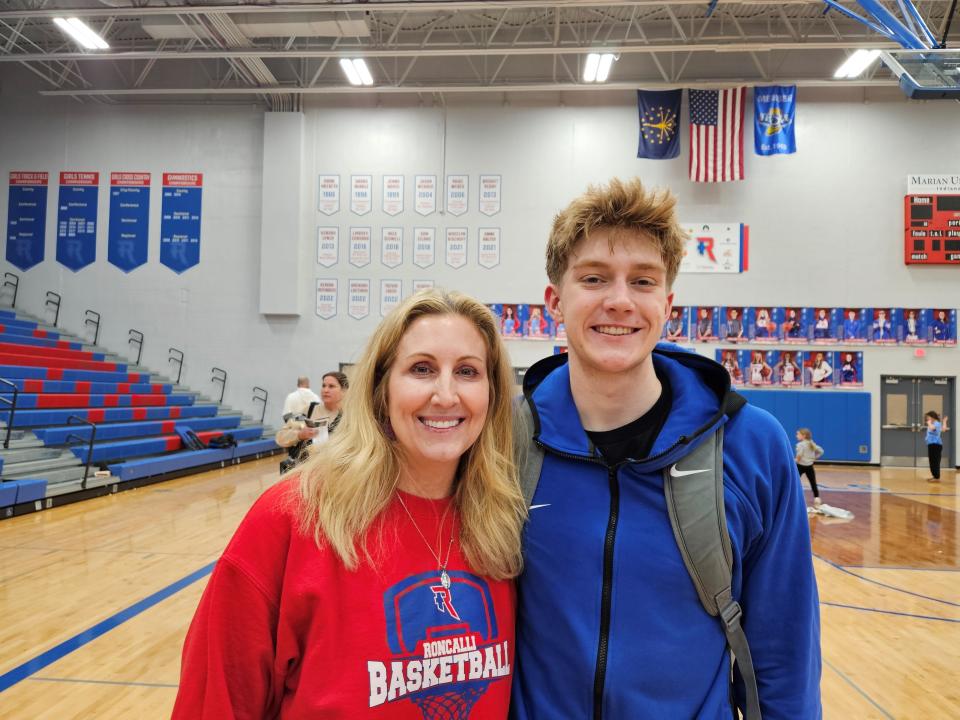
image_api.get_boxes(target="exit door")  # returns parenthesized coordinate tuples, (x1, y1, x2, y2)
(880, 375, 954, 467)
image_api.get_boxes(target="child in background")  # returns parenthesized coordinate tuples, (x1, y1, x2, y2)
(795, 428, 824, 506)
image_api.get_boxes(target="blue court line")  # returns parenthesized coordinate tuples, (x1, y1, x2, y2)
(30, 676, 178, 689)
(821, 600, 960, 623)
(815, 554, 960, 607)
(823, 658, 894, 720)
(839, 564, 960, 572)
(0, 560, 215, 694)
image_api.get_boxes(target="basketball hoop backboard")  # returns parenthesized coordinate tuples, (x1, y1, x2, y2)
(880, 49, 960, 99)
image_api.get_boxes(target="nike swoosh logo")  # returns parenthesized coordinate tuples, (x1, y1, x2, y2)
(669, 465, 710, 478)
(529, 504, 551, 510)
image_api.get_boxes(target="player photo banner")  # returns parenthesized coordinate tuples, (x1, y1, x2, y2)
(318, 174, 340, 215)
(679, 223, 748, 273)
(348, 279, 370, 320)
(159, 173, 202, 274)
(350, 175, 372, 215)
(382, 175, 404, 216)
(56, 172, 99, 272)
(317, 226, 339, 267)
(754, 85, 797, 156)
(381, 227, 403, 268)
(479, 175, 501, 216)
(108, 172, 150, 273)
(316, 279, 338, 319)
(380, 279, 402, 317)
(637, 89, 681, 159)
(6, 171, 49, 271)
(446, 175, 468, 216)
(415, 175, 437, 216)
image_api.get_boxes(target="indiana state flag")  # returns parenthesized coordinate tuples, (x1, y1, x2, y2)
(637, 89, 681, 159)
(754, 85, 797, 155)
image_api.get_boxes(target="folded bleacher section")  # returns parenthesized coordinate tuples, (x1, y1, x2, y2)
(0, 307, 280, 518)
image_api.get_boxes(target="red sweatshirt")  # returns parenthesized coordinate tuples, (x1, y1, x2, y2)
(172, 479, 515, 719)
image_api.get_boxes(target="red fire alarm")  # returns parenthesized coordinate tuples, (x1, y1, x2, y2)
(914, 347, 926, 358)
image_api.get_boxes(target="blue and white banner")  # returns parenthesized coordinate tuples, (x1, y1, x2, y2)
(478, 227, 500, 269)
(382, 175, 404, 215)
(381, 227, 403, 268)
(348, 278, 370, 320)
(108, 172, 150, 273)
(445, 227, 468, 269)
(350, 175, 372, 215)
(479, 175, 501, 216)
(446, 175, 468, 216)
(380, 279, 402, 317)
(5, 171, 48, 271)
(349, 226, 372, 267)
(318, 174, 340, 215)
(637, 89, 682, 159)
(316, 278, 338, 319)
(415, 175, 437, 216)
(159, 173, 202, 274)
(56, 172, 99, 272)
(413, 227, 435, 268)
(317, 226, 339, 267)
(754, 85, 797, 155)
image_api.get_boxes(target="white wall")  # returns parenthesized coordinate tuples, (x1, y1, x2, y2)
(1, 87, 958, 459)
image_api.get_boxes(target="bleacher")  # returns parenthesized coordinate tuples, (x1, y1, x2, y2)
(0, 305, 280, 518)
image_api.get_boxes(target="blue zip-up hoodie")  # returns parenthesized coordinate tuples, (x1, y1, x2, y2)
(511, 345, 821, 719)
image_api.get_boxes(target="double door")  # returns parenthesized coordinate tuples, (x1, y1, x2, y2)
(880, 375, 954, 467)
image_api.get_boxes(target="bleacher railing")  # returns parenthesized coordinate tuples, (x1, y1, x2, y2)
(0, 377, 18, 449)
(2, 272, 18, 308)
(128, 329, 144, 366)
(168, 347, 184, 384)
(252, 386, 268, 424)
(84, 310, 101, 346)
(45, 291, 61, 327)
(211, 367, 227, 405)
(65, 415, 97, 489)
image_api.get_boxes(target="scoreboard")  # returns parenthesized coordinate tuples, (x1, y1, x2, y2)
(904, 174, 960, 265)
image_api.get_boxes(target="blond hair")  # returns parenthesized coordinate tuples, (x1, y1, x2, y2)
(296, 289, 526, 580)
(797, 428, 812, 440)
(545, 177, 687, 287)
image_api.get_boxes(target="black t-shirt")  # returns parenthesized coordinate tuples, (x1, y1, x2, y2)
(585, 371, 673, 465)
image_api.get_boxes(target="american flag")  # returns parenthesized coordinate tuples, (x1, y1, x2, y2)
(688, 87, 746, 182)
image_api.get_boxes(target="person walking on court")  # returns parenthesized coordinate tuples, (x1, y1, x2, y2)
(795, 428, 825, 506)
(510, 178, 820, 720)
(281, 376, 319, 422)
(275, 371, 349, 472)
(173, 289, 526, 718)
(924, 411, 949, 482)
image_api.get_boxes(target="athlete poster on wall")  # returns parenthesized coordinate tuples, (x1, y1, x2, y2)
(930, 308, 957, 345)
(526, 304, 552, 339)
(663, 306, 689, 342)
(780, 307, 806, 343)
(745, 350, 773, 386)
(380, 279, 402, 317)
(546, 306, 563, 342)
(500, 304, 525, 338)
(720, 306, 746, 342)
(868, 307, 896, 344)
(318, 174, 339, 215)
(159, 173, 202, 274)
(900, 308, 928, 344)
(717, 349, 744, 385)
(679, 223, 748, 273)
(108, 172, 150, 273)
(317, 227, 339, 267)
(841, 308, 867, 343)
(750, 307, 779, 342)
(382, 175, 403, 216)
(810, 307, 838, 343)
(694, 306, 719, 342)
(446, 175, 468, 216)
(56, 172, 99, 272)
(836, 351, 863, 387)
(772, 350, 803, 387)
(315, 279, 338, 319)
(806, 351, 834, 387)
(348, 279, 370, 320)
(381, 227, 402, 268)
(479, 175, 501, 216)
(5, 172, 48, 271)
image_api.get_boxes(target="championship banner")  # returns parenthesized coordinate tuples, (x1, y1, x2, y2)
(754, 85, 797, 156)
(381, 227, 403, 268)
(108, 172, 150, 273)
(350, 175, 372, 215)
(446, 175, 468, 216)
(317, 226, 339, 267)
(382, 175, 404, 216)
(6, 171, 48, 271)
(445, 227, 468, 269)
(680, 223, 748, 273)
(380, 279, 402, 317)
(56, 172, 99, 272)
(316, 278, 338, 319)
(349, 226, 372, 267)
(415, 175, 437, 215)
(348, 278, 371, 320)
(478, 227, 501, 269)
(318, 174, 340, 215)
(159, 173, 202, 274)
(479, 175, 501, 216)
(413, 227, 436, 268)
(637, 89, 681, 159)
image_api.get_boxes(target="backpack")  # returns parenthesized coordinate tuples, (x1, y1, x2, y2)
(514, 392, 761, 720)
(174, 426, 206, 451)
(207, 433, 238, 449)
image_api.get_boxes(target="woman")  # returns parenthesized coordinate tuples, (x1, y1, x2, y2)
(810, 352, 832, 386)
(275, 370, 348, 470)
(924, 411, 949, 483)
(174, 289, 526, 718)
(754, 307, 771, 339)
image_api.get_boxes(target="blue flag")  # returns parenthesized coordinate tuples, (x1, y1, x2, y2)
(754, 85, 796, 155)
(637, 89, 681, 159)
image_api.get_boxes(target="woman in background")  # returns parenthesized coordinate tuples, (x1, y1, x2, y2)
(925, 411, 949, 483)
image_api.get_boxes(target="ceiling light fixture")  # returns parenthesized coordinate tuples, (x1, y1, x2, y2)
(53, 17, 109, 50)
(834, 49, 881, 79)
(340, 58, 374, 86)
(583, 53, 617, 83)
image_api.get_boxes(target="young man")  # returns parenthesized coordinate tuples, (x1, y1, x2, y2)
(511, 178, 821, 719)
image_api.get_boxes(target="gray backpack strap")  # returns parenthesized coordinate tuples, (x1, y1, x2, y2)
(663, 427, 761, 720)
(513, 396, 544, 506)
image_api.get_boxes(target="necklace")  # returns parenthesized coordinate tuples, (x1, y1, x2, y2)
(395, 492, 457, 589)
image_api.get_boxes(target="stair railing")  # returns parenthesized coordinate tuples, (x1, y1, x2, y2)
(128, 329, 144, 365)
(0, 377, 18, 449)
(84, 309, 101, 346)
(168, 347, 184, 384)
(211, 367, 227, 405)
(2, 272, 18, 308)
(252, 386, 268, 424)
(45, 291, 61, 327)
(65, 415, 97, 490)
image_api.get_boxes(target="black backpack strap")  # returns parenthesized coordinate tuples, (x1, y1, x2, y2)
(663, 425, 761, 720)
(513, 396, 544, 507)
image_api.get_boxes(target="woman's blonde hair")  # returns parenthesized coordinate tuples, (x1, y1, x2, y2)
(296, 288, 526, 580)
(797, 428, 812, 440)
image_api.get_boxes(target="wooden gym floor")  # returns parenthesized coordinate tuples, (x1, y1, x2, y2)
(0, 458, 956, 719)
